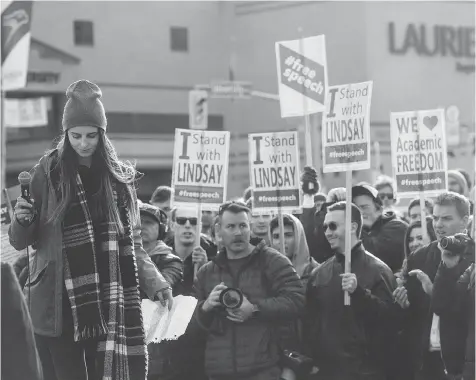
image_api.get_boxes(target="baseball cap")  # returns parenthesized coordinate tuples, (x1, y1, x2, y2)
(352, 184, 383, 206)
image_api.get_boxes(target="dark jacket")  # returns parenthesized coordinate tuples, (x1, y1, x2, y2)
(193, 241, 305, 378)
(402, 241, 473, 375)
(165, 234, 217, 296)
(1, 262, 43, 380)
(432, 258, 475, 379)
(8, 150, 170, 337)
(361, 211, 408, 272)
(304, 242, 397, 378)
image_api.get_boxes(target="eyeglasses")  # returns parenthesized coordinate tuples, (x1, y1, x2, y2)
(379, 193, 394, 200)
(322, 222, 338, 231)
(175, 217, 198, 226)
(218, 200, 249, 215)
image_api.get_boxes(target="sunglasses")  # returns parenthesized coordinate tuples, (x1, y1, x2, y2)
(175, 217, 198, 226)
(323, 222, 338, 231)
(379, 193, 394, 200)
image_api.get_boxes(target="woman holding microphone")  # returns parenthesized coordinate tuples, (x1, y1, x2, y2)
(10, 80, 173, 380)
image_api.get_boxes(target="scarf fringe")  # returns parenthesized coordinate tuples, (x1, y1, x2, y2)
(74, 321, 109, 342)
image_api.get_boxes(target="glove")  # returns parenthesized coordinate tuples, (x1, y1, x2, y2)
(300, 166, 319, 195)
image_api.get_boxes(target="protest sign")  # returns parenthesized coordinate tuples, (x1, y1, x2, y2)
(275, 35, 328, 118)
(249, 131, 301, 213)
(171, 129, 230, 211)
(322, 81, 373, 173)
(390, 109, 448, 198)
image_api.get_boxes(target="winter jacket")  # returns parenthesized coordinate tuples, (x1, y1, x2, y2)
(165, 234, 217, 296)
(304, 242, 397, 378)
(1, 262, 43, 380)
(402, 241, 473, 376)
(361, 211, 408, 273)
(146, 241, 183, 288)
(432, 259, 475, 380)
(193, 241, 305, 378)
(8, 150, 170, 337)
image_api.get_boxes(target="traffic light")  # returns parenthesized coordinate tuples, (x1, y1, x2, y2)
(189, 90, 208, 130)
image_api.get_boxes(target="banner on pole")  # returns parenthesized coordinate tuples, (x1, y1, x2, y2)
(275, 35, 328, 118)
(1, 1, 33, 91)
(249, 131, 301, 213)
(322, 81, 373, 173)
(390, 109, 448, 198)
(171, 129, 230, 211)
(5, 97, 48, 127)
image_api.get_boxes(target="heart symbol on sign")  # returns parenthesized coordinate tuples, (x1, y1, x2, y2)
(423, 116, 439, 131)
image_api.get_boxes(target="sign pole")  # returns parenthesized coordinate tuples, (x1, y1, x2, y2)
(1, 90, 6, 189)
(419, 193, 429, 241)
(278, 208, 286, 257)
(344, 170, 352, 306)
(298, 28, 313, 168)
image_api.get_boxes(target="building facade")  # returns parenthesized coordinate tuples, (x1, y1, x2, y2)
(4, 1, 475, 199)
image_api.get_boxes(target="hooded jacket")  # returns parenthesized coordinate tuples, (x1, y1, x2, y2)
(192, 241, 305, 378)
(8, 150, 170, 337)
(270, 213, 314, 279)
(361, 210, 408, 273)
(304, 242, 397, 378)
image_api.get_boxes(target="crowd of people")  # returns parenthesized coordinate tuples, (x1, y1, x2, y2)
(3, 80, 475, 380)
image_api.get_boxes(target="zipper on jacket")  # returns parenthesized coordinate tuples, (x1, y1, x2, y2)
(222, 251, 258, 376)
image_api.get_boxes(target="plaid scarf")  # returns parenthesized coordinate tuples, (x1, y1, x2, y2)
(62, 173, 146, 380)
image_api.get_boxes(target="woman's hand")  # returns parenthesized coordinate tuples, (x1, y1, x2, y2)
(14, 196, 35, 224)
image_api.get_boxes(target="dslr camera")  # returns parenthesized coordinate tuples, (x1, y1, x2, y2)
(280, 350, 315, 377)
(441, 233, 473, 256)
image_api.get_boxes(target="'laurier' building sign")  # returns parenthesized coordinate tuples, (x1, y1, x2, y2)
(388, 23, 475, 73)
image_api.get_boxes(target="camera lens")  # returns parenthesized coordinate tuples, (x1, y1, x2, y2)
(219, 288, 243, 309)
(440, 236, 450, 249)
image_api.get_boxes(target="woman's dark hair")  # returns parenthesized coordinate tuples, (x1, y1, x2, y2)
(48, 129, 139, 234)
(404, 216, 437, 259)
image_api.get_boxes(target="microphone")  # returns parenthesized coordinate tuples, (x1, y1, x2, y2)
(18, 171, 32, 203)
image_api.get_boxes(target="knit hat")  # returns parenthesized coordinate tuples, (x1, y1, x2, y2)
(62, 79, 107, 131)
(448, 170, 469, 196)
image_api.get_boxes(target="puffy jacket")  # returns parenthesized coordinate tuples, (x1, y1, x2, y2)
(361, 211, 408, 272)
(304, 242, 397, 378)
(432, 259, 475, 379)
(193, 241, 305, 378)
(8, 150, 170, 337)
(402, 241, 473, 375)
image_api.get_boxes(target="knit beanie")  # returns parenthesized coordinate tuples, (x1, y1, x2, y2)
(448, 170, 469, 196)
(62, 79, 107, 131)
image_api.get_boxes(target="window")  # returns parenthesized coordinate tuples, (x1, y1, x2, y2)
(74, 21, 94, 46)
(170, 27, 188, 52)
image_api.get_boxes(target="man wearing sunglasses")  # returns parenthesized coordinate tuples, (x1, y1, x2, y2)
(352, 184, 408, 273)
(165, 207, 217, 296)
(304, 201, 397, 380)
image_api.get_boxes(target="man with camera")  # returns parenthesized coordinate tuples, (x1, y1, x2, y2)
(193, 201, 305, 380)
(304, 201, 397, 380)
(393, 192, 474, 380)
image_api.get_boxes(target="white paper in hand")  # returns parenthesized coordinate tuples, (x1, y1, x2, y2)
(142, 295, 198, 344)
